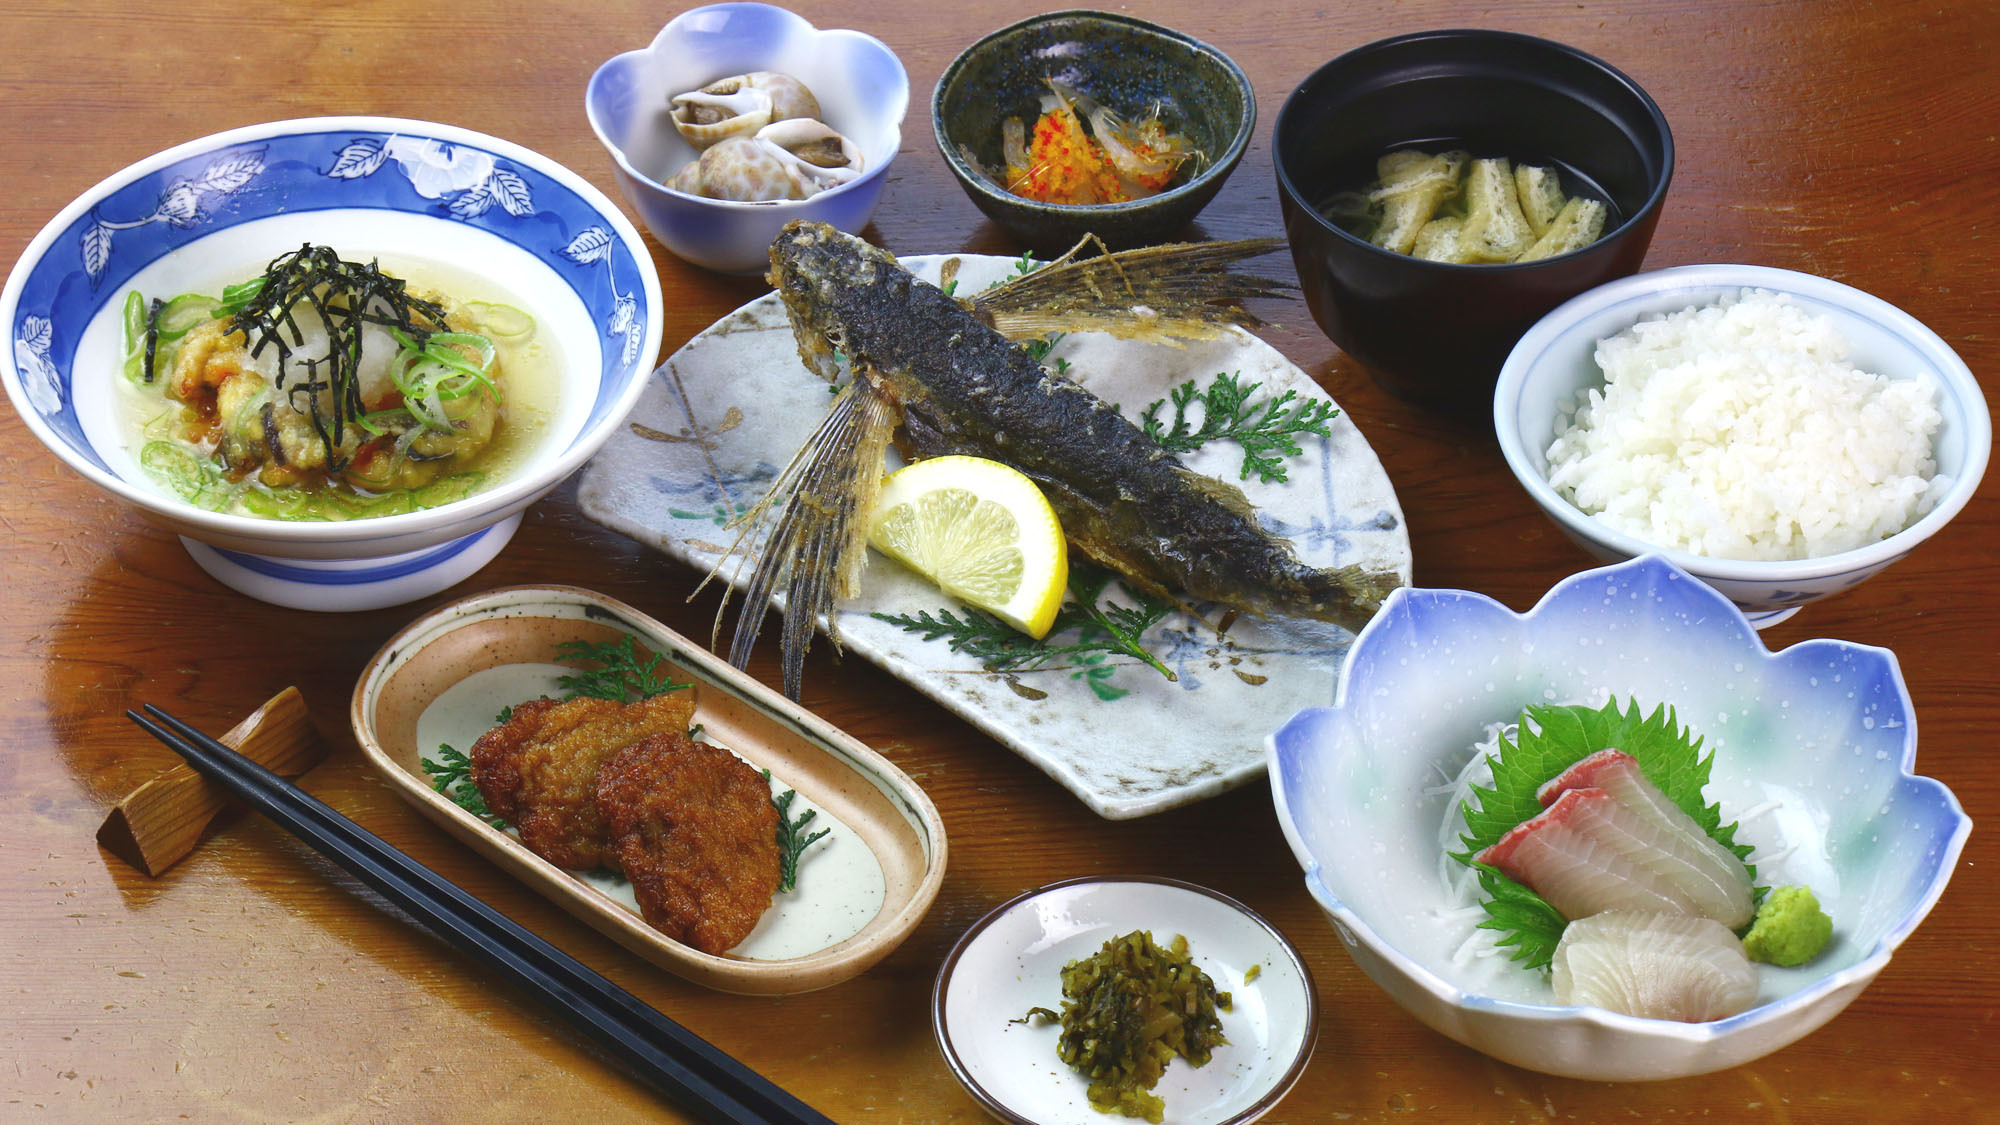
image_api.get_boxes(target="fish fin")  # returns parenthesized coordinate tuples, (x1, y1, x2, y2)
(969, 236, 1293, 344)
(712, 368, 901, 699)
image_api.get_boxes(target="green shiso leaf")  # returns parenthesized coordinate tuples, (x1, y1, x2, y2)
(1449, 697, 1759, 971)
(1472, 867, 1569, 969)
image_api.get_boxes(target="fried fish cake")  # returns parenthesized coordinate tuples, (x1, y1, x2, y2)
(596, 732, 781, 954)
(466, 692, 697, 872)
(466, 697, 567, 824)
(512, 692, 698, 871)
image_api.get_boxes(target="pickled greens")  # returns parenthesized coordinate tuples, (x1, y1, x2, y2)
(1022, 930, 1230, 1122)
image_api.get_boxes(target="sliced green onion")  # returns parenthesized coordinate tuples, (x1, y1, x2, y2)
(354, 408, 413, 437)
(122, 290, 146, 356)
(217, 276, 266, 315)
(156, 293, 222, 339)
(413, 472, 485, 508)
(240, 486, 310, 520)
(426, 331, 497, 365)
(466, 301, 534, 339)
(140, 441, 225, 507)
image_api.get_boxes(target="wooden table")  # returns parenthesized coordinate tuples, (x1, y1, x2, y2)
(4, 1, 1993, 1120)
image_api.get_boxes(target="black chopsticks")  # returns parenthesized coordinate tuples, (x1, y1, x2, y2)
(126, 704, 833, 1125)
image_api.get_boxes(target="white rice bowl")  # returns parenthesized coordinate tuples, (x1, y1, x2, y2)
(1546, 290, 1944, 562)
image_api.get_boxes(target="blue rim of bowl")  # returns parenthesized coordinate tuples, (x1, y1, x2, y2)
(930, 9, 1256, 219)
(1272, 27, 1674, 270)
(583, 3, 908, 211)
(930, 875, 1317, 1125)
(1492, 264, 1993, 583)
(1267, 554, 1975, 1046)
(0, 115, 664, 547)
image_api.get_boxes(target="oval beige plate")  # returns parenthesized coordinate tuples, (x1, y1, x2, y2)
(351, 584, 947, 995)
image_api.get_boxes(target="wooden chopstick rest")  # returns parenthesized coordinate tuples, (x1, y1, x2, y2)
(97, 686, 324, 876)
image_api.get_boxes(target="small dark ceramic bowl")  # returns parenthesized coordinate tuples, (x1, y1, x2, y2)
(933, 10, 1254, 252)
(1274, 29, 1672, 415)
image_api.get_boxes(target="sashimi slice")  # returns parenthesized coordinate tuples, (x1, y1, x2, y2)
(1479, 788, 1709, 920)
(1536, 749, 1754, 928)
(1552, 910, 1758, 1022)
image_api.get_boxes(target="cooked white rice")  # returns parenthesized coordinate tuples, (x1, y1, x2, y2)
(1546, 289, 1945, 561)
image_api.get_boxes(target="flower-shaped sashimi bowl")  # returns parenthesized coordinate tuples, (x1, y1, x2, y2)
(0, 116, 662, 611)
(1268, 555, 1969, 1081)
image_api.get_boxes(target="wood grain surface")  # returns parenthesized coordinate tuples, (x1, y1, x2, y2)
(2, 1, 1994, 1121)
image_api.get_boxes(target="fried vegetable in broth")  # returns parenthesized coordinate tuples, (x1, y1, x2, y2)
(124, 244, 523, 519)
(1323, 148, 1608, 264)
(1022, 930, 1230, 1122)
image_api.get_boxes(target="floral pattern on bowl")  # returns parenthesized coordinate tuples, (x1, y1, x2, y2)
(0, 116, 663, 610)
(1268, 554, 1970, 1081)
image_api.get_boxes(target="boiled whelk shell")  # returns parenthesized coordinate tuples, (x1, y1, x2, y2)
(667, 119, 864, 202)
(670, 71, 823, 151)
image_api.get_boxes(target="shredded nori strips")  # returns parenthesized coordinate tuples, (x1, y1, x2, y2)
(221, 244, 451, 472)
(1021, 930, 1230, 1122)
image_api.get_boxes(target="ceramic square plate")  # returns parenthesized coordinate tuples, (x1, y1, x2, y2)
(578, 253, 1411, 818)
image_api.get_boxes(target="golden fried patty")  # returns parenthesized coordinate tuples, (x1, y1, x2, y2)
(469, 693, 696, 871)
(596, 731, 781, 955)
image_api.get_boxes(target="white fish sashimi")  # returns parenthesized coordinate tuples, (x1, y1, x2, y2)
(1478, 788, 1706, 919)
(1552, 910, 1759, 1022)
(1537, 748, 1754, 928)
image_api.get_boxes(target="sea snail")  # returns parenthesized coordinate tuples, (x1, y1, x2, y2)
(666, 118, 864, 202)
(669, 71, 824, 151)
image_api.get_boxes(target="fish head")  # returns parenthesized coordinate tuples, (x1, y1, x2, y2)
(766, 220, 880, 382)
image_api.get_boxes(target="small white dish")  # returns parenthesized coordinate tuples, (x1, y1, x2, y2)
(933, 877, 1316, 1124)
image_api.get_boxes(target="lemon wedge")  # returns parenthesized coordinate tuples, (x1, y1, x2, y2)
(867, 455, 1068, 639)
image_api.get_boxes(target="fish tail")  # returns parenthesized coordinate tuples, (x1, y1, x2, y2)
(967, 236, 1292, 343)
(1307, 562, 1404, 634)
(717, 369, 900, 699)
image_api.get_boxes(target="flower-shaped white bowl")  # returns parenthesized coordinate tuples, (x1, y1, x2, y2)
(0, 116, 662, 611)
(1268, 555, 1970, 1081)
(585, 3, 908, 275)
(1494, 264, 1990, 627)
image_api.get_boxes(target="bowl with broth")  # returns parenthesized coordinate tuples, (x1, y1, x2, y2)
(1274, 29, 1672, 415)
(0, 117, 662, 610)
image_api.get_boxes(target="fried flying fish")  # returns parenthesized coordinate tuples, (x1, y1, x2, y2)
(596, 731, 782, 954)
(469, 692, 697, 871)
(721, 221, 1405, 698)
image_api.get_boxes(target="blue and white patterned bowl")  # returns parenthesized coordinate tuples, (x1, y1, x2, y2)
(1494, 264, 1990, 627)
(585, 3, 908, 275)
(1268, 555, 1969, 1080)
(0, 117, 662, 610)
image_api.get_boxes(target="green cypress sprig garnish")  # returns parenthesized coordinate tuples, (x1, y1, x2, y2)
(766, 775, 831, 893)
(419, 743, 508, 829)
(1140, 371, 1338, 484)
(873, 563, 1176, 694)
(553, 635, 692, 701)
